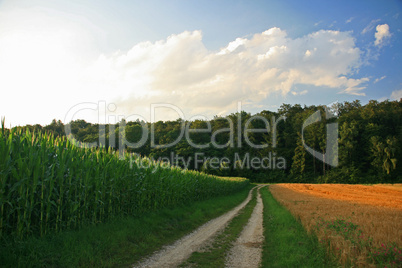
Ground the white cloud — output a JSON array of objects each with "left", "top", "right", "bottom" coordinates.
[
  {"left": 314, "top": 21, "right": 323, "bottom": 27},
  {"left": 391, "top": 89, "right": 402, "bottom": 100},
  {"left": 83, "top": 28, "right": 367, "bottom": 120},
  {"left": 362, "top": 19, "right": 381, "bottom": 34},
  {"left": 291, "top": 90, "right": 308, "bottom": 96},
  {"left": 377, "top": 96, "right": 388, "bottom": 102},
  {"left": 346, "top": 17, "right": 354, "bottom": 24},
  {"left": 374, "top": 24, "right": 391, "bottom": 47},
  {"left": 374, "top": 75, "right": 386, "bottom": 83},
  {"left": 340, "top": 77, "right": 370, "bottom": 96},
  {"left": 329, "top": 21, "right": 337, "bottom": 28}
]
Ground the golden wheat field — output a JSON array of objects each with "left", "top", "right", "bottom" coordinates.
[
  {"left": 270, "top": 184, "right": 402, "bottom": 267},
  {"left": 279, "top": 183, "right": 402, "bottom": 210}
]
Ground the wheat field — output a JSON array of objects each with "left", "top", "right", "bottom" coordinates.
[{"left": 270, "top": 184, "right": 402, "bottom": 267}]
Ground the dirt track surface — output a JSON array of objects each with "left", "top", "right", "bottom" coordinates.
[
  {"left": 133, "top": 186, "right": 257, "bottom": 268},
  {"left": 225, "top": 186, "right": 265, "bottom": 268}
]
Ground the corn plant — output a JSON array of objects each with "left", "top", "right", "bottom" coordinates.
[{"left": 0, "top": 120, "right": 249, "bottom": 239}]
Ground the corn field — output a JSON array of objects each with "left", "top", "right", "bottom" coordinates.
[{"left": 0, "top": 121, "right": 248, "bottom": 239}]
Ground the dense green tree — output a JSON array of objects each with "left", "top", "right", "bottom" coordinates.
[
  {"left": 11, "top": 99, "right": 402, "bottom": 183},
  {"left": 290, "top": 133, "right": 306, "bottom": 182}
]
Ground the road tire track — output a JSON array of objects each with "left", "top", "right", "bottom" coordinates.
[{"left": 225, "top": 186, "right": 265, "bottom": 268}]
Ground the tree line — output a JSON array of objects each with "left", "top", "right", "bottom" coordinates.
[{"left": 15, "top": 99, "right": 402, "bottom": 183}]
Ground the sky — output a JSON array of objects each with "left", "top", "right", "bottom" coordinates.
[{"left": 0, "top": 0, "right": 401, "bottom": 127}]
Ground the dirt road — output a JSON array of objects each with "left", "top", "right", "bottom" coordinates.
[
  {"left": 134, "top": 186, "right": 264, "bottom": 268},
  {"left": 225, "top": 186, "right": 264, "bottom": 267},
  {"left": 133, "top": 185, "right": 265, "bottom": 268}
]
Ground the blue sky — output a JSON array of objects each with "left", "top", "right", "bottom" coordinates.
[{"left": 0, "top": 0, "right": 401, "bottom": 126}]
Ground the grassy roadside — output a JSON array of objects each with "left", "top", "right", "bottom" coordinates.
[
  {"left": 261, "top": 186, "right": 337, "bottom": 268},
  {"left": 179, "top": 187, "right": 259, "bottom": 267},
  {"left": 0, "top": 184, "right": 254, "bottom": 268}
]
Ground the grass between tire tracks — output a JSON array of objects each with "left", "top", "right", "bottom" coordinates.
[
  {"left": 179, "top": 186, "right": 259, "bottom": 267},
  {"left": 0, "top": 185, "right": 254, "bottom": 267},
  {"left": 261, "top": 186, "right": 337, "bottom": 268}
]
